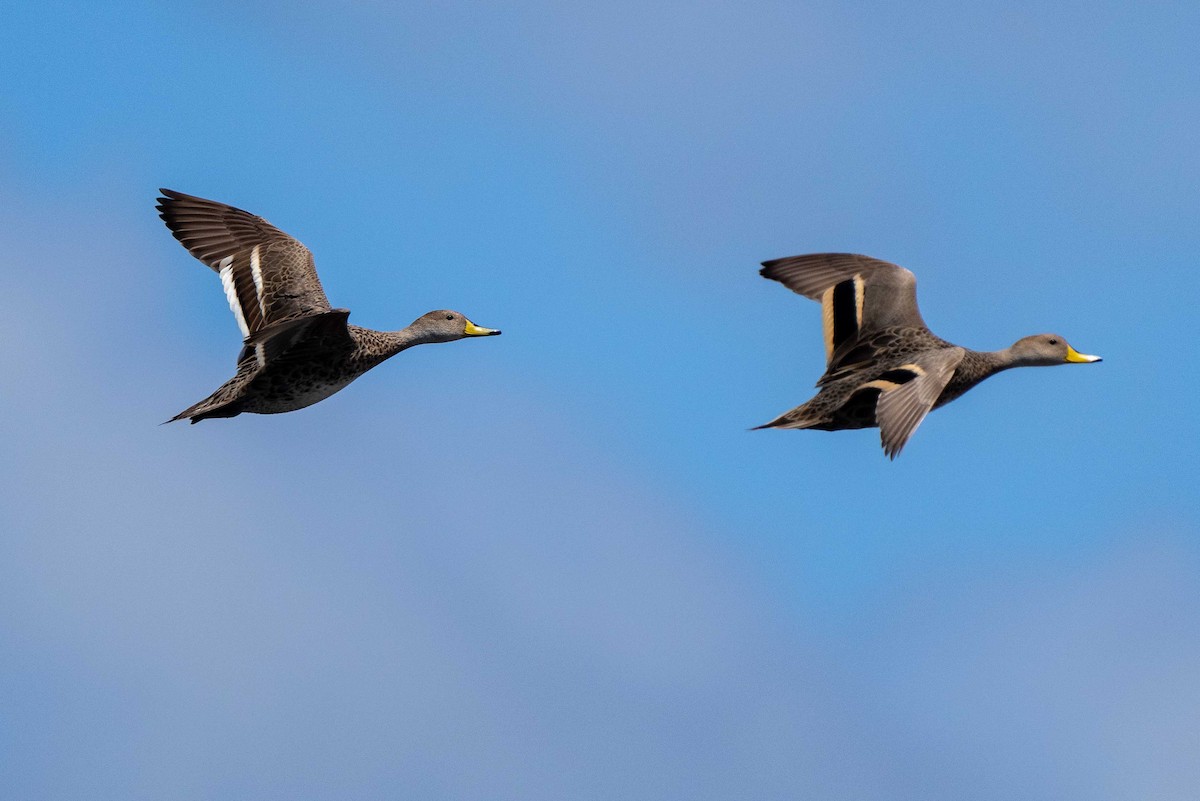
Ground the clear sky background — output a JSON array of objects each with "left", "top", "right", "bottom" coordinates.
[{"left": 2, "top": 2, "right": 1198, "bottom": 799}]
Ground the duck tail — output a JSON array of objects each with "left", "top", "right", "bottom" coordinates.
[
  {"left": 750, "top": 407, "right": 825, "bottom": 431},
  {"left": 163, "top": 394, "right": 242, "bottom": 424}
]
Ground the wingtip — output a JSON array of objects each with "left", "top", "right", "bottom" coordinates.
[
  {"left": 759, "top": 257, "right": 797, "bottom": 282},
  {"left": 156, "top": 188, "right": 179, "bottom": 217}
]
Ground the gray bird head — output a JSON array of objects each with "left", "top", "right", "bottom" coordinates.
[
  {"left": 411, "top": 310, "right": 502, "bottom": 343},
  {"left": 1009, "top": 333, "right": 1101, "bottom": 367}
]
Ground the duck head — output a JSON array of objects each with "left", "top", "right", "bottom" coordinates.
[
  {"left": 1009, "top": 334, "right": 1101, "bottom": 367},
  {"left": 412, "top": 310, "right": 502, "bottom": 343}
]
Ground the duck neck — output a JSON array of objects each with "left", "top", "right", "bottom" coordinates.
[
  {"left": 949, "top": 348, "right": 1014, "bottom": 398},
  {"left": 387, "top": 325, "right": 438, "bottom": 352},
  {"left": 356, "top": 325, "right": 437, "bottom": 368},
  {"left": 977, "top": 347, "right": 1019, "bottom": 373}
]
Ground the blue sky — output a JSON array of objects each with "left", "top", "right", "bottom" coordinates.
[{"left": 2, "top": 2, "right": 1198, "bottom": 798}]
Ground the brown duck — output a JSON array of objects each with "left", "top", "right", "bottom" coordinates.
[
  {"left": 158, "top": 189, "right": 501, "bottom": 423},
  {"left": 756, "top": 253, "right": 1100, "bottom": 458}
]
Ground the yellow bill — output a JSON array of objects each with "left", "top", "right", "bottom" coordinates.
[
  {"left": 464, "top": 320, "right": 502, "bottom": 336},
  {"left": 1065, "top": 345, "right": 1101, "bottom": 363}
]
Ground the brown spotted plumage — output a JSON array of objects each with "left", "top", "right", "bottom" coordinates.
[
  {"left": 158, "top": 189, "right": 501, "bottom": 423},
  {"left": 756, "top": 253, "right": 1100, "bottom": 458}
]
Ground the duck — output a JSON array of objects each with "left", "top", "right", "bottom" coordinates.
[
  {"left": 157, "top": 189, "right": 501, "bottom": 423},
  {"left": 755, "top": 253, "right": 1100, "bottom": 458}
]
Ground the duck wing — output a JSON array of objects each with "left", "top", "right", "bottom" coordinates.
[
  {"left": 760, "top": 253, "right": 930, "bottom": 367},
  {"left": 157, "top": 189, "right": 333, "bottom": 338},
  {"left": 874, "top": 347, "right": 964, "bottom": 459},
  {"left": 235, "top": 310, "right": 353, "bottom": 367}
]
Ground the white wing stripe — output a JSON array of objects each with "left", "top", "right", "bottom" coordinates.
[
  {"left": 218, "top": 256, "right": 250, "bottom": 337},
  {"left": 855, "top": 274, "right": 867, "bottom": 331},
  {"left": 820, "top": 285, "right": 835, "bottom": 361},
  {"left": 249, "top": 244, "right": 266, "bottom": 318}
]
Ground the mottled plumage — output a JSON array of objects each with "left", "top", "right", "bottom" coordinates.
[
  {"left": 158, "top": 189, "right": 500, "bottom": 423},
  {"left": 756, "top": 253, "right": 1100, "bottom": 458}
]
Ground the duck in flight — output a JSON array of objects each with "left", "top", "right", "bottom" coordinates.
[
  {"left": 157, "top": 189, "right": 501, "bottom": 423},
  {"left": 756, "top": 253, "right": 1100, "bottom": 458}
]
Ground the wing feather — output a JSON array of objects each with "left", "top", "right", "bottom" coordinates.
[
  {"left": 158, "top": 189, "right": 333, "bottom": 335},
  {"left": 761, "top": 253, "right": 930, "bottom": 368},
  {"left": 235, "top": 310, "right": 353, "bottom": 367},
  {"left": 875, "top": 348, "right": 964, "bottom": 459}
]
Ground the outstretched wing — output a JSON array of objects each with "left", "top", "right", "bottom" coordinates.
[
  {"left": 157, "top": 189, "right": 333, "bottom": 337},
  {"left": 874, "top": 347, "right": 964, "bottom": 459},
  {"left": 760, "top": 253, "right": 929, "bottom": 366}
]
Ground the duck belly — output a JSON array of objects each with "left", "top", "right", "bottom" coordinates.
[
  {"left": 243, "top": 371, "right": 360, "bottom": 414},
  {"left": 820, "top": 389, "right": 881, "bottom": 430}
]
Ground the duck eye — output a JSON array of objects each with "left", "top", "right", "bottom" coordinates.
[
  {"left": 1048, "top": 338, "right": 1058, "bottom": 345},
  {"left": 445, "top": 314, "right": 454, "bottom": 320}
]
